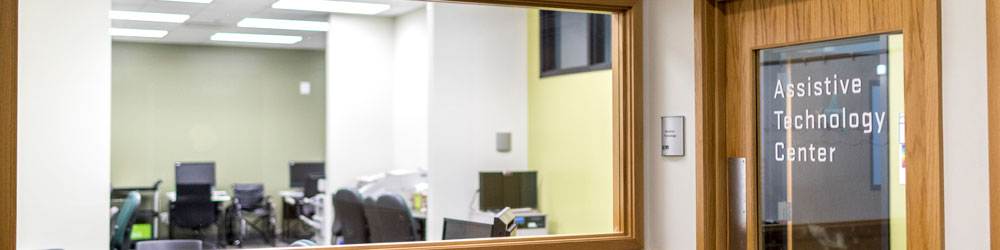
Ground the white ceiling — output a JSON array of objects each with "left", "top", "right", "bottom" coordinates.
[{"left": 111, "top": 0, "right": 426, "bottom": 50}]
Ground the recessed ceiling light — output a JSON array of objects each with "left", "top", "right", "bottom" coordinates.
[
  {"left": 160, "top": 0, "right": 213, "bottom": 3},
  {"left": 238, "top": 18, "right": 329, "bottom": 32},
  {"left": 272, "top": 0, "right": 391, "bottom": 15},
  {"left": 210, "top": 33, "right": 303, "bottom": 44},
  {"left": 109, "top": 28, "right": 169, "bottom": 38},
  {"left": 109, "top": 10, "right": 189, "bottom": 23}
]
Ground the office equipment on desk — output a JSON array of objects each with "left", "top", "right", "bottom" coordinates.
[
  {"left": 357, "top": 169, "right": 428, "bottom": 203},
  {"left": 170, "top": 184, "right": 221, "bottom": 246},
  {"left": 175, "top": 162, "right": 216, "bottom": 187},
  {"left": 289, "top": 162, "right": 325, "bottom": 188},
  {"left": 479, "top": 171, "right": 538, "bottom": 211},
  {"left": 111, "top": 180, "right": 163, "bottom": 241},
  {"left": 468, "top": 208, "right": 548, "bottom": 237},
  {"left": 111, "top": 191, "right": 142, "bottom": 250},
  {"left": 225, "top": 183, "right": 276, "bottom": 247},
  {"left": 442, "top": 218, "right": 492, "bottom": 240},
  {"left": 492, "top": 207, "right": 518, "bottom": 237},
  {"left": 135, "top": 240, "right": 203, "bottom": 250},
  {"left": 365, "top": 193, "right": 420, "bottom": 243},
  {"left": 511, "top": 210, "right": 548, "bottom": 236},
  {"left": 332, "top": 188, "right": 370, "bottom": 244}
]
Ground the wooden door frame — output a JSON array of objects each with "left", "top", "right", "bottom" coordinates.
[
  {"left": 695, "top": 0, "right": 944, "bottom": 250},
  {"left": 1, "top": 0, "right": 16, "bottom": 248},
  {"left": 989, "top": 0, "right": 1000, "bottom": 248},
  {"left": 0, "top": 0, "right": 642, "bottom": 249}
]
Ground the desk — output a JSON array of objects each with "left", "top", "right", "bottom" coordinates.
[
  {"left": 279, "top": 191, "right": 323, "bottom": 242},
  {"left": 412, "top": 211, "right": 427, "bottom": 241},
  {"left": 165, "top": 190, "right": 231, "bottom": 202}
]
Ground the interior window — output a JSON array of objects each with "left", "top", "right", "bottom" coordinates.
[{"left": 540, "top": 10, "right": 611, "bottom": 77}]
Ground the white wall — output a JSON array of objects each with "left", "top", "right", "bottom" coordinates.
[
  {"left": 16, "top": 0, "right": 111, "bottom": 249},
  {"left": 642, "top": 0, "right": 697, "bottom": 249},
  {"left": 326, "top": 14, "right": 397, "bottom": 189},
  {"left": 942, "top": 0, "right": 991, "bottom": 249},
  {"left": 392, "top": 9, "right": 431, "bottom": 171},
  {"left": 425, "top": 2, "right": 527, "bottom": 241}
]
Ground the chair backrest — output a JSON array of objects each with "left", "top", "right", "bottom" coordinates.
[
  {"left": 371, "top": 193, "right": 419, "bottom": 243},
  {"left": 232, "top": 183, "right": 265, "bottom": 211},
  {"left": 361, "top": 197, "right": 381, "bottom": 242},
  {"left": 173, "top": 184, "right": 216, "bottom": 229},
  {"left": 333, "top": 188, "right": 369, "bottom": 244},
  {"left": 135, "top": 240, "right": 203, "bottom": 250},
  {"left": 111, "top": 191, "right": 142, "bottom": 250}
]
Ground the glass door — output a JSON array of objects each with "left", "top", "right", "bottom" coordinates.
[{"left": 757, "top": 34, "right": 907, "bottom": 250}]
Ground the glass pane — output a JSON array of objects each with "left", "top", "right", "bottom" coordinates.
[
  {"left": 758, "top": 34, "right": 906, "bottom": 250},
  {"left": 106, "top": 1, "right": 616, "bottom": 248},
  {"left": 556, "top": 12, "right": 590, "bottom": 69}
]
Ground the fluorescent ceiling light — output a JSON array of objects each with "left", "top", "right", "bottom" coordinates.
[
  {"left": 238, "top": 18, "right": 329, "bottom": 32},
  {"left": 110, "top": 10, "right": 190, "bottom": 23},
  {"left": 210, "top": 33, "right": 303, "bottom": 44},
  {"left": 160, "top": 0, "right": 213, "bottom": 3},
  {"left": 109, "top": 28, "right": 169, "bottom": 38},
  {"left": 272, "top": 0, "right": 391, "bottom": 15}
]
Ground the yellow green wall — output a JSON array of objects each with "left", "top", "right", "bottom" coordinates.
[
  {"left": 111, "top": 42, "right": 326, "bottom": 231},
  {"left": 526, "top": 10, "right": 614, "bottom": 235},
  {"left": 888, "top": 34, "right": 906, "bottom": 250}
]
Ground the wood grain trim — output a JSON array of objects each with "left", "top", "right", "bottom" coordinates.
[
  {"left": 1, "top": 0, "right": 16, "bottom": 247},
  {"left": 694, "top": 0, "right": 726, "bottom": 250},
  {"left": 903, "top": 0, "right": 945, "bottom": 249},
  {"left": 989, "top": 0, "right": 1000, "bottom": 248}
]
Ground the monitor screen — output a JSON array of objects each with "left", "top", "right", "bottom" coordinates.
[
  {"left": 443, "top": 218, "right": 492, "bottom": 240},
  {"left": 290, "top": 162, "right": 325, "bottom": 188},
  {"left": 479, "top": 172, "right": 506, "bottom": 211},
  {"left": 478, "top": 171, "right": 538, "bottom": 211},
  {"left": 175, "top": 162, "right": 215, "bottom": 186}
]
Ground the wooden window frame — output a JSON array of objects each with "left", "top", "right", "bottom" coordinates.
[
  {"left": 989, "top": 0, "right": 999, "bottom": 248},
  {"left": 1, "top": 0, "right": 16, "bottom": 248},
  {"left": 0, "top": 0, "right": 643, "bottom": 249},
  {"left": 694, "top": 0, "right": 944, "bottom": 250}
]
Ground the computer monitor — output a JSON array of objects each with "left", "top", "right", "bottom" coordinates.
[
  {"left": 175, "top": 162, "right": 215, "bottom": 187},
  {"left": 442, "top": 218, "right": 492, "bottom": 240},
  {"left": 303, "top": 173, "right": 323, "bottom": 198},
  {"left": 478, "top": 171, "right": 538, "bottom": 211},
  {"left": 290, "top": 162, "right": 325, "bottom": 188},
  {"left": 491, "top": 207, "right": 517, "bottom": 237}
]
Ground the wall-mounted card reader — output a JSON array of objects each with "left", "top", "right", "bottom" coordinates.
[{"left": 661, "top": 116, "right": 684, "bottom": 156}]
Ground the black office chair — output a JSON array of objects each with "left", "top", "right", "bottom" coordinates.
[
  {"left": 332, "top": 188, "right": 370, "bottom": 244},
  {"left": 367, "top": 193, "right": 420, "bottom": 243},
  {"left": 360, "top": 197, "right": 381, "bottom": 242},
  {"left": 225, "top": 184, "right": 276, "bottom": 247},
  {"left": 171, "top": 184, "right": 219, "bottom": 246}
]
